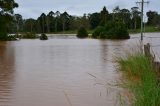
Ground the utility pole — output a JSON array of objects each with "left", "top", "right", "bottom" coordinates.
[{"left": 136, "top": 0, "right": 149, "bottom": 41}]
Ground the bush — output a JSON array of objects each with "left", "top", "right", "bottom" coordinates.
[
  {"left": 77, "top": 27, "right": 88, "bottom": 38},
  {"left": 0, "top": 33, "right": 17, "bottom": 41},
  {"left": 92, "top": 21, "right": 130, "bottom": 39},
  {"left": 22, "top": 32, "right": 38, "bottom": 39},
  {"left": 92, "top": 26, "right": 106, "bottom": 38},
  {"left": 40, "top": 33, "right": 48, "bottom": 40}
]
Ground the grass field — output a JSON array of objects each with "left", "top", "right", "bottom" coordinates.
[{"left": 128, "top": 26, "right": 160, "bottom": 34}]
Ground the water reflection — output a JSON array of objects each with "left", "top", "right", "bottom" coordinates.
[
  {"left": 0, "top": 42, "right": 15, "bottom": 105},
  {"left": 0, "top": 33, "right": 160, "bottom": 106}
]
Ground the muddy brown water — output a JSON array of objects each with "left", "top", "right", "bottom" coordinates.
[{"left": 0, "top": 33, "right": 160, "bottom": 106}]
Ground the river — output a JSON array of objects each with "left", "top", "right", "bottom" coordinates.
[{"left": 0, "top": 33, "right": 160, "bottom": 106}]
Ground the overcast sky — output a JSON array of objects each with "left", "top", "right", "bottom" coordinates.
[{"left": 14, "top": 0, "right": 159, "bottom": 19}]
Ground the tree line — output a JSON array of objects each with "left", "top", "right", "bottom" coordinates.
[
  {"left": 0, "top": 0, "right": 160, "bottom": 37},
  {"left": 9, "top": 6, "right": 160, "bottom": 34}
]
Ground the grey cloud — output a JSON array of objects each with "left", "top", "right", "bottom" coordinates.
[{"left": 14, "top": 0, "right": 160, "bottom": 19}]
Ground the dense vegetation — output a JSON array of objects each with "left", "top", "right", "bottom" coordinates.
[
  {"left": 77, "top": 27, "right": 88, "bottom": 38},
  {"left": 0, "top": 0, "right": 18, "bottom": 40},
  {"left": 21, "top": 32, "right": 39, "bottom": 39},
  {"left": 92, "top": 20, "right": 130, "bottom": 39},
  {"left": 0, "top": 0, "right": 160, "bottom": 40},
  {"left": 7, "top": 6, "right": 160, "bottom": 35},
  {"left": 118, "top": 53, "right": 160, "bottom": 106}
]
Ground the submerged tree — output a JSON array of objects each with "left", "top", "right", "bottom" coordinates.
[{"left": 0, "top": 0, "right": 18, "bottom": 40}]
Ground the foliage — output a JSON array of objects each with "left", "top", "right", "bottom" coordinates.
[
  {"left": 118, "top": 53, "right": 160, "bottom": 106},
  {"left": 0, "top": 0, "right": 18, "bottom": 40},
  {"left": 40, "top": 33, "right": 48, "bottom": 40},
  {"left": 147, "top": 11, "right": 158, "bottom": 25},
  {"left": 92, "top": 26, "right": 105, "bottom": 38},
  {"left": 99, "top": 6, "right": 109, "bottom": 26},
  {"left": 0, "top": 35, "right": 17, "bottom": 41},
  {"left": 22, "top": 32, "right": 38, "bottom": 39},
  {"left": 77, "top": 27, "right": 88, "bottom": 38},
  {"left": 5, "top": 6, "right": 160, "bottom": 34},
  {"left": 89, "top": 13, "right": 101, "bottom": 29},
  {"left": 92, "top": 21, "right": 130, "bottom": 39}
]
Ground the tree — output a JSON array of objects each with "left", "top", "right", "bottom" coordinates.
[
  {"left": 88, "top": 12, "right": 101, "bottom": 29},
  {"left": 14, "top": 14, "right": 23, "bottom": 32},
  {"left": 146, "top": 11, "right": 158, "bottom": 25},
  {"left": 113, "top": 6, "right": 120, "bottom": 21},
  {"left": 0, "top": 0, "right": 18, "bottom": 39},
  {"left": 24, "top": 18, "right": 36, "bottom": 33},
  {"left": 131, "top": 7, "right": 141, "bottom": 29},
  {"left": 47, "top": 11, "right": 55, "bottom": 32},
  {"left": 100, "top": 6, "right": 109, "bottom": 25},
  {"left": 54, "top": 11, "right": 61, "bottom": 32},
  {"left": 61, "top": 11, "right": 70, "bottom": 32},
  {"left": 77, "top": 26, "right": 88, "bottom": 38},
  {"left": 120, "top": 9, "right": 131, "bottom": 29},
  {"left": 38, "top": 13, "right": 47, "bottom": 33}
]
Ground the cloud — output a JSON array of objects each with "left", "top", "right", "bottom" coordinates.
[{"left": 14, "top": 0, "right": 160, "bottom": 19}]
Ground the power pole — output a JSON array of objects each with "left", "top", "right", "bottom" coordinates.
[{"left": 136, "top": 0, "right": 149, "bottom": 41}]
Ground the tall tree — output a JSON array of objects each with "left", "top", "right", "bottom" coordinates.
[
  {"left": 61, "top": 11, "right": 70, "bottom": 32},
  {"left": 54, "top": 11, "right": 60, "bottom": 32},
  {"left": 24, "top": 18, "right": 36, "bottom": 32},
  {"left": 0, "top": 0, "right": 18, "bottom": 39},
  {"left": 120, "top": 9, "right": 131, "bottom": 28},
  {"left": 100, "top": 6, "right": 109, "bottom": 26},
  {"left": 131, "top": 7, "right": 141, "bottom": 29},
  {"left": 39, "top": 13, "right": 46, "bottom": 33},
  {"left": 47, "top": 11, "right": 55, "bottom": 32},
  {"left": 146, "top": 11, "right": 158, "bottom": 25},
  {"left": 14, "top": 14, "right": 23, "bottom": 32},
  {"left": 88, "top": 12, "right": 101, "bottom": 29}
]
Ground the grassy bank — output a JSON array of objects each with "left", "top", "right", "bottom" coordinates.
[
  {"left": 118, "top": 53, "right": 160, "bottom": 106},
  {"left": 129, "top": 26, "right": 160, "bottom": 34}
]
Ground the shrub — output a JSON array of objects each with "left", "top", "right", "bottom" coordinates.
[
  {"left": 40, "top": 33, "right": 48, "bottom": 40},
  {"left": 77, "top": 27, "right": 88, "bottom": 38},
  {"left": 92, "top": 21, "right": 130, "bottom": 39},
  {"left": 92, "top": 26, "right": 106, "bottom": 38},
  {"left": 22, "top": 32, "right": 38, "bottom": 39},
  {"left": 0, "top": 33, "right": 17, "bottom": 41}
]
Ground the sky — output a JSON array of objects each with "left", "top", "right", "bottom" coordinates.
[{"left": 14, "top": 0, "right": 160, "bottom": 19}]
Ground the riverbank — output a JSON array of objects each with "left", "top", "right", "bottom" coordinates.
[
  {"left": 128, "top": 26, "right": 160, "bottom": 34},
  {"left": 45, "top": 26, "right": 160, "bottom": 35},
  {"left": 117, "top": 51, "right": 160, "bottom": 105}
]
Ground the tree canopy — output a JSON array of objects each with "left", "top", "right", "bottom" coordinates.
[{"left": 0, "top": 0, "right": 18, "bottom": 40}]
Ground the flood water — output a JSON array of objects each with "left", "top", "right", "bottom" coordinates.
[{"left": 0, "top": 33, "right": 160, "bottom": 106}]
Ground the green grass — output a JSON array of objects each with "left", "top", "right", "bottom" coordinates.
[
  {"left": 129, "top": 26, "right": 160, "bottom": 34},
  {"left": 117, "top": 53, "right": 160, "bottom": 106}
]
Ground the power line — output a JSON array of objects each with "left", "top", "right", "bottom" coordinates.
[{"left": 136, "top": 0, "right": 149, "bottom": 41}]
